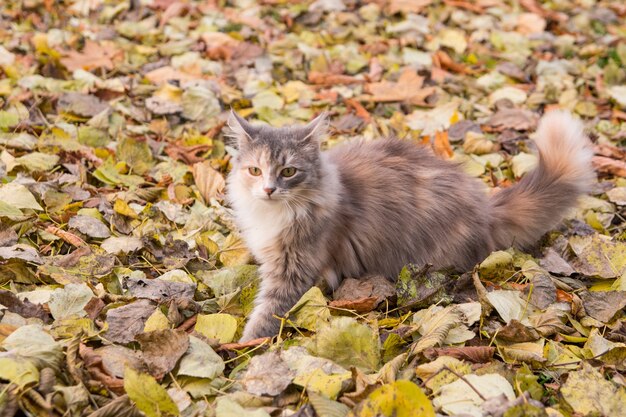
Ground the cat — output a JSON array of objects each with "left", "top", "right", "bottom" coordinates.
[{"left": 225, "top": 110, "right": 594, "bottom": 342}]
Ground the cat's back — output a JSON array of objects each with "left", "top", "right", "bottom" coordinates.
[
  {"left": 323, "top": 137, "right": 492, "bottom": 273},
  {"left": 325, "top": 137, "right": 447, "bottom": 185}
]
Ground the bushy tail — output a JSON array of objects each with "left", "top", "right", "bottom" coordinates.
[{"left": 489, "top": 111, "right": 595, "bottom": 249}]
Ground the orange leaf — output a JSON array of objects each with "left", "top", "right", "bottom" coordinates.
[
  {"left": 363, "top": 68, "right": 436, "bottom": 105},
  {"left": 308, "top": 71, "right": 364, "bottom": 86},
  {"left": 60, "top": 40, "right": 121, "bottom": 72},
  {"left": 329, "top": 296, "right": 379, "bottom": 313},
  {"left": 432, "top": 131, "right": 453, "bottom": 159}
]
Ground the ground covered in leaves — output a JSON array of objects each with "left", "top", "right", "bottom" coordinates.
[{"left": 1, "top": 0, "right": 626, "bottom": 416}]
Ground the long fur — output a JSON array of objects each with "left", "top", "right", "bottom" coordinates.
[{"left": 226, "top": 111, "right": 594, "bottom": 341}]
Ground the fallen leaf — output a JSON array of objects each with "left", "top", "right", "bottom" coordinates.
[
  {"left": 60, "top": 40, "right": 120, "bottom": 72},
  {"left": 48, "top": 283, "right": 94, "bottom": 320},
  {"left": 192, "top": 161, "right": 225, "bottom": 203},
  {"left": 126, "top": 276, "right": 196, "bottom": 302},
  {"left": 580, "top": 290, "right": 626, "bottom": 323},
  {"left": 433, "top": 374, "right": 515, "bottom": 417},
  {"left": 560, "top": 363, "right": 626, "bottom": 416},
  {"left": 194, "top": 313, "right": 238, "bottom": 343},
  {"left": 348, "top": 380, "right": 435, "bottom": 417},
  {"left": 124, "top": 367, "right": 180, "bottom": 417},
  {"left": 178, "top": 336, "right": 225, "bottom": 380},
  {"left": 486, "top": 108, "right": 539, "bottom": 131},
  {"left": 308, "top": 317, "right": 380, "bottom": 373},
  {"left": 105, "top": 299, "right": 156, "bottom": 344},
  {"left": 363, "top": 68, "right": 436, "bottom": 105},
  {"left": 288, "top": 286, "right": 331, "bottom": 332},
  {"left": 68, "top": 215, "right": 111, "bottom": 238},
  {"left": 136, "top": 329, "right": 189, "bottom": 379},
  {"left": 242, "top": 351, "right": 295, "bottom": 396}
]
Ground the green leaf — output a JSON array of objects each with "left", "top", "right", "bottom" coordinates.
[
  {"left": 349, "top": 380, "right": 435, "bottom": 417},
  {"left": 215, "top": 397, "right": 270, "bottom": 417},
  {"left": 2, "top": 324, "right": 63, "bottom": 370},
  {"left": 15, "top": 152, "right": 60, "bottom": 172},
  {"left": 194, "top": 313, "right": 238, "bottom": 343},
  {"left": 478, "top": 250, "right": 514, "bottom": 281},
  {"left": 514, "top": 364, "right": 543, "bottom": 400},
  {"left": 178, "top": 336, "right": 225, "bottom": 380},
  {"left": 48, "top": 283, "right": 94, "bottom": 320},
  {"left": 117, "top": 136, "right": 154, "bottom": 175},
  {"left": 252, "top": 90, "right": 284, "bottom": 111},
  {"left": 308, "top": 317, "right": 380, "bottom": 373},
  {"left": 0, "top": 183, "right": 43, "bottom": 210},
  {"left": 0, "top": 200, "right": 23, "bottom": 217},
  {"left": 0, "top": 357, "right": 39, "bottom": 387},
  {"left": 309, "top": 392, "right": 350, "bottom": 417},
  {"left": 287, "top": 286, "right": 331, "bottom": 331},
  {"left": 568, "top": 234, "right": 626, "bottom": 279},
  {"left": 124, "top": 367, "right": 179, "bottom": 417}
]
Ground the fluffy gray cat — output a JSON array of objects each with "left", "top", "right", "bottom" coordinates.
[{"left": 226, "top": 110, "right": 594, "bottom": 341}]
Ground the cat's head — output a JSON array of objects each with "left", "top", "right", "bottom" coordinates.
[{"left": 226, "top": 111, "right": 327, "bottom": 202}]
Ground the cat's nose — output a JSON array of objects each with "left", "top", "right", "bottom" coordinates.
[{"left": 263, "top": 187, "right": 276, "bottom": 196}]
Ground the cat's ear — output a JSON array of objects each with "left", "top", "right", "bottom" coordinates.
[
  {"left": 300, "top": 112, "right": 328, "bottom": 145},
  {"left": 227, "top": 110, "right": 256, "bottom": 148}
]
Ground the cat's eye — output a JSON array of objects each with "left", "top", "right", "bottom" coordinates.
[
  {"left": 281, "top": 167, "right": 297, "bottom": 177},
  {"left": 248, "top": 167, "right": 262, "bottom": 176}
]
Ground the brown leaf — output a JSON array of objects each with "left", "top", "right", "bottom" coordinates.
[
  {"left": 192, "top": 161, "right": 226, "bottom": 203},
  {"left": 43, "top": 225, "right": 87, "bottom": 248},
  {"left": 486, "top": 108, "right": 539, "bottom": 131},
  {"left": 433, "top": 50, "right": 472, "bottom": 75},
  {"left": 423, "top": 346, "right": 495, "bottom": 363},
  {"left": 164, "top": 143, "right": 211, "bottom": 165},
  {"left": 104, "top": 299, "right": 157, "bottom": 344},
  {"left": 136, "top": 329, "right": 190, "bottom": 379},
  {"left": 83, "top": 297, "right": 105, "bottom": 320},
  {"left": 363, "top": 68, "right": 436, "bottom": 104},
  {"left": 0, "top": 290, "right": 50, "bottom": 323},
  {"left": 581, "top": 291, "right": 626, "bottom": 323},
  {"left": 593, "top": 156, "right": 626, "bottom": 177},
  {"left": 496, "top": 319, "right": 541, "bottom": 342},
  {"left": 79, "top": 344, "right": 129, "bottom": 395},
  {"left": 159, "top": 1, "right": 191, "bottom": 27},
  {"left": 60, "top": 40, "right": 121, "bottom": 72},
  {"left": 333, "top": 276, "right": 395, "bottom": 306},
  {"left": 57, "top": 93, "right": 110, "bottom": 118},
  {"left": 241, "top": 351, "right": 295, "bottom": 396},
  {"left": 523, "top": 272, "right": 556, "bottom": 310},
  {"left": 329, "top": 296, "right": 379, "bottom": 313}
]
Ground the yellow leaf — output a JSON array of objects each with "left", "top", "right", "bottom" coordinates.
[
  {"left": 143, "top": 308, "right": 170, "bottom": 332},
  {"left": 195, "top": 313, "right": 238, "bottom": 343},
  {"left": 124, "top": 367, "right": 179, "bottom": 417},
  {"left": 113, "top": 198, "right": 139, "bottom": 219},
  {"left": 349, "top": 380, "right": 435, "bottom": 417}
]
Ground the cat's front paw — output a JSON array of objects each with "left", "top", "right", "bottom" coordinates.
[{"left": 240, "top": 317, "right": 279, "bottom": 342}]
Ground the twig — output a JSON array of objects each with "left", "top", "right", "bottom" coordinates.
[
  {"left": 420, "top": 366, "right": 487, "bottom": 401},
  {"left": 547, "top": 349, "right": 610, "bottom": 368}
]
